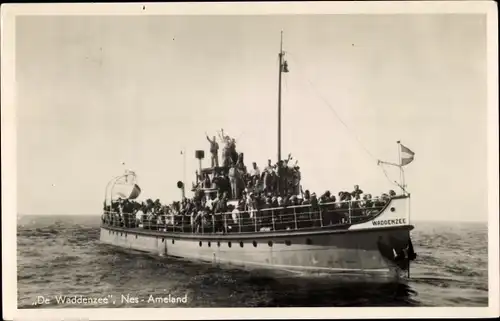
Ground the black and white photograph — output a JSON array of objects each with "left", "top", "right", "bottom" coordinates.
[{"left": 2, "top": 1, "right": 498, "bottom": 320}]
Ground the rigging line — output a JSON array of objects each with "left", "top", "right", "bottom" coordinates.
[
  {"left": 286, "top": 52, "right": 379, "bottom": 163},
  {"left": 236, "top": 130, "right": 245, "bottom": 143},
  {"left": 379, "top": 163, "right": 402, "bottom": 188}
]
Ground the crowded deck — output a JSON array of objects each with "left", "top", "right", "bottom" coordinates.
[
  {"left": 102, "top": 189, "right": 399, "bottom": 234},
  {"left": 103, "top": 129, "right": 400, "bottom": 234}
]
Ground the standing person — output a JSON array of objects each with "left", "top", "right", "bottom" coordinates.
[
  {"left": 203, "top": 173, "right": 211, "bottom": 188},
  {"left": 228, "top": 164, "right": 238, "bottom": 199},
  {"left": 135, "top": 207, "right": 144, "bottom": 227},
  {"left": 264, "top": 159, "right": 273, "bottom": 173},
  {"left": 249, "top": 162, "right": 261, "bottom": 185},
  {"left": 206, "top": 132, "right": 219, "bottom": 168}
]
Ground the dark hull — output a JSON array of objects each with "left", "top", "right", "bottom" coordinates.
[
  {"left": 100, "top": 196, "right": 415, "bottom": 280},
  {"left": 100, "top": 225, "right": 412, "bottom": 279}
]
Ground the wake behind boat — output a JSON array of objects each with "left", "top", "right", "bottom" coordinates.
[{"left": 99, "top": 32, "right": 417, "bottom": 281}]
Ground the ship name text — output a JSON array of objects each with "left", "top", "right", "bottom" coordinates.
[{"left": 372, "top": 218, "right": 406, "bottom": 226}]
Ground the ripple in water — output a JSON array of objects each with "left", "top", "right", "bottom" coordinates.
[{"left": 17, "top": 215, "right": 488, "bottom": 308}]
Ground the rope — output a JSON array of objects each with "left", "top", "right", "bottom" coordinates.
[
  {"left": 286, "top": 52, "right": 378, "bottom": 163},
  {"left": 379, "top": 163, "right": 403, "bottom": 188},
  {"left": 284, "top": 51, "right": 404, "bottom": 187}
]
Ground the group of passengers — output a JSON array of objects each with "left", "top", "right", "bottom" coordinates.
[
  {"left": 203, "top": 130, "right": 302, "bottom": 200},
  {"left": 102, "top": 184, "right": 397, "bottom": 233},
  {"left": 101, "top": 129, "right": 397, "bottom": 232}
]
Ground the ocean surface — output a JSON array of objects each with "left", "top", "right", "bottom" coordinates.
[{"left": 17, "top": 215, "right": 488, "bottom": 308}]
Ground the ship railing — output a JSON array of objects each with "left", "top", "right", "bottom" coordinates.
[{"left": 101, "top": 198, "right": 389, "bottom": 233}]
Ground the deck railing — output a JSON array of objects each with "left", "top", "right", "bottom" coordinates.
[{"left": 101, "top": 198, "right": 390, "bottom": 234}]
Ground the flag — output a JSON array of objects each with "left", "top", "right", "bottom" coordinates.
[
  {"left": 400, "top": 144, "right": 415, "bottom": 166},
  {"left": 112, "top": 183, "right": 141, "bottom": 200},
  {"left": 282, "top": 60, "right": 289, "bottom": 73}
]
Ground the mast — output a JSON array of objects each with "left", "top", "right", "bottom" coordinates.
[{"left": 277, "top": 31, "right": 284, "bottom": 163}]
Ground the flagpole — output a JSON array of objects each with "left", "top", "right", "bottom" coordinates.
[
  {"left": 181, "top": 148, "right": 186, "bottom": 199},
  {"left": 183, "top": 148, "right": 186, "bottom": 187},
  {"left": 277, "top": 30, "right": 283, "bottom": 163},
  {"left": 397, "top": 141, "right": 404, "bottom": 195}
]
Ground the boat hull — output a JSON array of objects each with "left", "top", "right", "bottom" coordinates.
[{"left": 100, "top": 225, "right": 412, "bottom": 280}]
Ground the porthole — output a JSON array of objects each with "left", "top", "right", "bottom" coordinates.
[
  {"left": 172, "top": 239, "right": 175, "bottom": 244},
  {"left": 228, "top": 242, "right": 232, "bottom": 248},
  {"left": 268, "top": 241, "right": 273, "bottom": 247},
  {"left": 217, "top": 241, "right": 221, "bottom": 247},
  {"left": 240, "top": 241, "right": 244, "bottom": 248},
  {"left": 390, "top": 207, "right": 396, "bottom": 212},
  {"left": 199, "top": 241, "right": 202, "bottom": 247},
  {"left": 306, "top": 238, "right": 312, "bottom": 245},
  {"left": 253, "top": 241, "right": 257, "bottom": 247},
  {"left": 285, "top": 240, "right": 291, "bottom": 246},
  {"left": 208, "top": 241, "right": 211, "bottom": 247}
]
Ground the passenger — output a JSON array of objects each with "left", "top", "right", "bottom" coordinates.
[
  {"left": 277, "top": 160, "right": 287, "bottom": 196},
  {"left": 389, "top": 190, "right": 397, "bottom": 197},
  {"left": 263, "top": 170, "right": 273, "bottom": 194},
  {"left": 302, "top": 190, "right": 311, "bottom": 205},
  {"left": 236, "top": 153, "right": 246, "bottom": 173},
  {"left": 228, "top": 164, "right": 238, "bottom": 199},
  {"left": 244, "top": 181, "right": 252, "bottom": 196},
  {"left": 373, "top": 196, "right": 383, "bottom": 208},
  {"left": 264, "top": 196, "right": 272, "bottom": 208},
  {"left": 157, "top": 215, "right": 164, "bottom": 231},
  {"left": 249, "top": 162, "right": 261, "bottom": 185},
  {"left": 271, "top": 196, "right": 279, "bottom": 208},
  {"left": 319, "top": 191, "right": 332, "bottom": 204},
  {"left": 203, "top": 174, "right": 211, "bottom": 189},
  {"left": 351, "top": 185, "right": 364, "bottom": 200},
  {"left": 193, "top": 209, "right": 203, "bottom": 233},
  {"left": 250, "top": 192, "right": 260, "bottom": 214},
  {"left": 277, "top": 196, "right": 284, "bottom": 207},
  {"left": 264, "top": 159, "right": 273, "bottom": 174},
  {"left": 208, "top": 206, "right": 220, "bottom": 233},
  {"left": 311, "top": 193, "right": 318, "bottom": 207},
  {"left": 223, "top": 154, "right": 232, "bottom": 168},
  {"left": 206, "top": 133, "right": 219, "bottom": 168},
  {"left": 205, "top": 193, "right": 215, "bottom": 211},
  {"left": 253, "top": 177, "right": 263, "bottom": 194},
  {"left": 217, "top": 192, "right": 228, "bottom": 213},
  {"left": 232, "top": 202, "right": 241, "bottom": 225},
  {"left": 364, "top": 194, "right": 374, "bottom": 216},
  {"left": 135, "top": 207, "right": 144, "bottom": 227},
  {"left": 145, "top": 211, "right": 154, "bottom": 229}
]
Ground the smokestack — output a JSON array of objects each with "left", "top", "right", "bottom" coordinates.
[{"left": 195, "top": 150, "right": 205, "bottom": 175}]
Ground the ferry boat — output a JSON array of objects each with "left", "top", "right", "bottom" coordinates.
[{"left": 99, "top": 32, "right": 417, "bottom": 281}]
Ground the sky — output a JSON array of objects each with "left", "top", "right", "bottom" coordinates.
[{"left": 16, "top": 14, "right": 488, "bottom": 221}]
